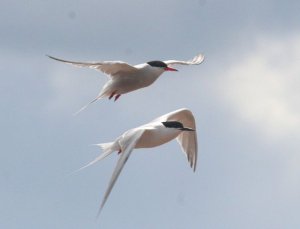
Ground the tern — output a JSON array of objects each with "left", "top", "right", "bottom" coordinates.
[
  {"left": 47, "top": 54, "right": 204, "bottom": 114},
  {"left": 79, "top": 108, "right": 198, "bottom": 215}
]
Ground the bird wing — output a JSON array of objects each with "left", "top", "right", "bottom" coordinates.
[
  {"left": 47, "top": 55, "right": 138, "bottom": 78},
  {"left": 164, "top": 53, "right": 204, "bottom": 66},
  {"left": 152, "top": 108, "right": 198, "bottom": 171},
  {"left": 98, "top": 128, "right": 145, "bottom": 215}
]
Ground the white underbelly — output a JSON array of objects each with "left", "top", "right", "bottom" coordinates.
[{"left": 103, "top": 72, "right": 161, "bottom": 95}]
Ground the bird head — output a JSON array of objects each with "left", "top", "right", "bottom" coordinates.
[
  {"left": 162, "top": 121, "right": 194, "bottom": 131},
  {"left": 147, "top": 61, "right": 178, "bottom": 72}
]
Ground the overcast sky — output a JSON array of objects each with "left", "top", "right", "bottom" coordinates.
[{"left": 1, "top": 0, "right": 300, "bottom": 228}]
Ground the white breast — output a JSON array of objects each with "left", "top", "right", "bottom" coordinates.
[{"left": 134, "top": 64, "right": 165, "bottom": 87}]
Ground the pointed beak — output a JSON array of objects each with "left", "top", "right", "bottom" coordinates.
[
  {"left": 165, "top": 66, "right": 178, "bottom": 71},
  {"left": 180, "top": 127, "right": 195, "bottom": 131}
]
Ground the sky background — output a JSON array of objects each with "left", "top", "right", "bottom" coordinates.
[{"left": 1, "top": 0, "right": 300, "bottom": 228}]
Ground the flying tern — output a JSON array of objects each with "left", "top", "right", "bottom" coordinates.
[
  {"left": 47, "top": 54, "right": 204, "bottom": 114},
  {"left": 79, "top": 108, "right": 198, "bottom": 215}
]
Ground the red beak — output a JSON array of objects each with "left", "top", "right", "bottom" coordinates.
[{"left": 165, "top": 66, "right": 178, "bottom": 71}]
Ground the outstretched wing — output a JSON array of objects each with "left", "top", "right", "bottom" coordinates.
[
  {"left": 98, "top": 128, "right": 145, "bottom": 216},
  {"left": 164, "top": 53, "right": 204, "bottom": 66},
  {"left": 152, "top": 108, "right": 198, "bottom": 171},
  {"left": 47, "top": 55, "right": 138, "bottom": 78}
]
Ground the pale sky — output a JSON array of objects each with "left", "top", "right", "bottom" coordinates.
[{"left": 1, "top": 0, "right": 300, "bottom": 228}]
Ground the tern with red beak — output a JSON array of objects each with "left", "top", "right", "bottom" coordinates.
[
  {"left": 47, "top": 54, "right": 204, "bottom": 114},
  {"left": 78, "top": 108, "right": 198, "bottom": 215}
]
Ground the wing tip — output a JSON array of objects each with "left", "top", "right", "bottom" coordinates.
[
  {"left": 96, "top": 203, "right": 105, "bottom": 219},
  {"left": 194, "top": 53, "right": 205, "bottom": 64},
  {"left": 46, "top": 54, "right": 54, "bottom": 59},
  {"left": 46, "top": 54, "right": 63, "bottom": 62},
  {"left": 192, "top": 160, "right": 197, "bottom": 172}
]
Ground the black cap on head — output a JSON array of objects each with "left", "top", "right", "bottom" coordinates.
[
  {"left": 162, "top": 121, "right": 195, "bottom": 131},
  {"left": 147, "top": 60, "right": 167, "bottom": 68},
  {"left": 162, "top": 121, "right": 184, "bottom": 129}
]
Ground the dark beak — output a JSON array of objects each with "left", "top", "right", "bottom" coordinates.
[
  {"left": 180, "top": 127, "right": 195, "bottom": 131},
  {"left": 165, "top": 66, "right": 178, "bottom": 71}
]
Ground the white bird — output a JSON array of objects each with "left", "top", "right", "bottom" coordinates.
[
  {"left": 47, "top": 54, "right": 204, "bottom": 114},
  {"left": 79, "top": 108, "right": 198, "bottom": 215}
]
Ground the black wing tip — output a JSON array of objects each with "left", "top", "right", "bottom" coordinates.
[
  {"left": 188, "top": 154, "right": 197, "bottom": 172},
  {"left": 46, "top": 54, "right": 66, "bottom": 63},
  {"left": 46, "top": 54, "right": 57, "bottom": 60}
]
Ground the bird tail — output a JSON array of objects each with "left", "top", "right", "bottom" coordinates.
[
  {"left": 73, "top": 94, "right": 104, "bottom": 116},
  {"left": 73, "top": 142, "right": 118, "bottom": 174}
]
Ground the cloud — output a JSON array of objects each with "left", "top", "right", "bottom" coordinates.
[{"left": 217, "top": 34, "right": 300, "bottom": 138}]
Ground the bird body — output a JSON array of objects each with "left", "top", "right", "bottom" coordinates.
[
  {"left": 78, "top": 108, "right": 198, "bottom": 215},
  {"left": 135, "top": 122, "right": 182, "bottom": 148},
  {"left": 47, "top": 54, "right": 204, "bottom": 114},
  {"left": 100, "top": 63, "right": 165, "bottom": 97},
  {"left": 109, "top": 122, "right": 183, "bottom": 150}
]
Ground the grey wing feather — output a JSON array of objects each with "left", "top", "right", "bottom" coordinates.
[
  {"left": 177, "top": 128, "right": 198, "bottom": 172},
  {"left": 98, "top": 128, "right": 145, "bottom": 216},
  {"left": 47, "top": 55, "right": 138, "bottom": 77},
  {"left": 164, "top": 53, "right": 204, "bottom": 66}
]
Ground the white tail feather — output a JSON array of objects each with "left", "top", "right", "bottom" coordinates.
[
  {"left": 71, "top": 142, "right": 116, "bottom": 175},
  {"left": 73, "top": 95, "right": 103, "bottom": 116}
]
